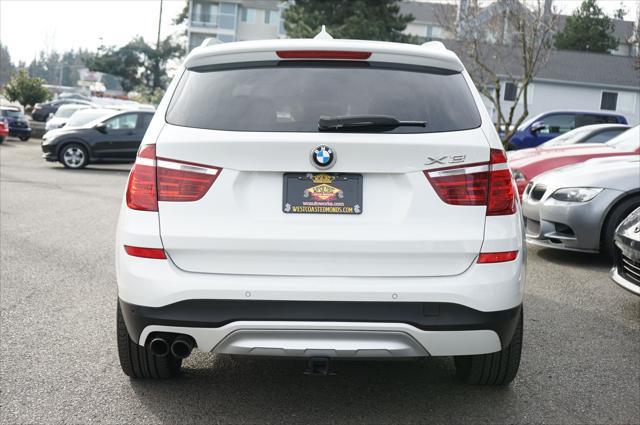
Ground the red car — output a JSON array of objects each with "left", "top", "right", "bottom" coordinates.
[
  {"left": 0, "top": 118, "right": 9, "bottom": 143},
  {"left": 508, "top": 126, "right": 639, "bottom": 196}
]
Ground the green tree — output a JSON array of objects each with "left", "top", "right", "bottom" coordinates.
[
  {"left": 173, "top": 0, "right": 188, "bottom": 25},
  {"left": 554, "top": 0, "right": 618, "bottom": 52},
  {"left": 0, "top": 43, "right": 15, "bottom": 86},
  {"left": 87, "top": 35, "right": 183, "bottom": 92},
  {"left": 86, "top": 38, "right": 147, "bottom": 92},
  {"left": 3, "top": 70, "right": 50, "bottom": 108},
  {"left": 283, "top": 0, "right": 417, "bottom": 43}
]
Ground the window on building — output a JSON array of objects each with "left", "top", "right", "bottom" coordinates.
[
  {"left": 218, "top": 2, "right": 237, "bottom": 30},
  {"left": 601, "top": 92, "right": 618, "bottom": 110},
  {"left": 425, "top": 25, "right": 442, "bottom": 39},
  {"left": 217, "top": 34, "right": 235, "bottom": 43},
  {"left": 189, "top": 33, "right": 208, "bottom": 51},
  {"left": 241, "top": 7, "right": 256, "bottom": 23},
  {"left": 265, "top": 9, "right": 279, "bottom": 25},
  {"left": 503, "top": 82, "right": 518, "bottom": 101},
  {"left": 191, "top": 3, "right": 217, "bottom": 26}
]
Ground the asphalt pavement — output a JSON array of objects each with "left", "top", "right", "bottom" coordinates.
[{"left": 1, "top": 138, "right": 639, "bottom": 425}]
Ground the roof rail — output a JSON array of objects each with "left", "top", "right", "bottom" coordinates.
[
  {"left": 201, "top": 38, "right": 223, "bottom": 47},
  {"left": 421, "top": 41, "right": 447, "bottom": 51}
]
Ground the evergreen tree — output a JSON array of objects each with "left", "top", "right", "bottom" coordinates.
[
  {"left": 0, "top": 43, "right": 15, "bottom": 86},
  {"left": 86, "top": 36, "right": 183, "bottom": 92},
  {"left": 283, "top": 0, "right": 417, "bottom": 43},
  {"left": 554, "top": 0, "right": 618, "bottom": 53}
]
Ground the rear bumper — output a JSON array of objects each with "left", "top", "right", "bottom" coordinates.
[{"left": 120, "top": 298, "right": 521, "bottom": 356}]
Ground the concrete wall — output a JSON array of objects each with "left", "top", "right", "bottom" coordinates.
[{"left": 484, "top": 81, "right": 640, "bottom": 126}]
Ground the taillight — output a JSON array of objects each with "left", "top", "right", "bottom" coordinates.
[
  {"left": 424, "top": 148, "right": 516, "bottom": 215},
  {"left": 126, "top": 145, "right": 222, "bottom": 211},
  {"left": 126, "top": 145, "right": 157, "bottom": 211},
  {"left": 156, "top": 158, "right": 220, "bottom": 202},
  {"left": 276, "top": 50, "right": 371, "bottom": 60}
]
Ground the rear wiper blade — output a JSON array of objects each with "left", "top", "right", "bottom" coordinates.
[{"left": 318, "top": 115, "right": 426, "bottom": 131}]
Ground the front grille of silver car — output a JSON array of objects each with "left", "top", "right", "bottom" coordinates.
[
  {"left": 620, "top": 252, "right": 640, "bottom": 286},
  {"left": 529, "top": 184, "right": 546, "bottom": 201}
]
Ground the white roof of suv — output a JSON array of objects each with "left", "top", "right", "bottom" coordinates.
[{"left": 185, "top": 38, "right": 465, "bottom": 72}]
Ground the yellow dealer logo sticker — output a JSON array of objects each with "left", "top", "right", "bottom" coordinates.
[{"left": 304, "top": 184, "right": 344, "bottom": 202}]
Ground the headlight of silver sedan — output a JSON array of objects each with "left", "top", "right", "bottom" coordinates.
[{"left": 550, "top": 187, "right": 603, "bottom": 202}]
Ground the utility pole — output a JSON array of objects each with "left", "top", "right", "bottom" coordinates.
[
  {"left": 157, "top": 0, "right": 163, "bottom": 49},
  {"left": 154, "top": 0, "right": 163, "bottom": 89}
]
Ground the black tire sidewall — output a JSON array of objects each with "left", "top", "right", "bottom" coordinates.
[{"left": 602, "top": 195, "right": 640, "bottom": 260}]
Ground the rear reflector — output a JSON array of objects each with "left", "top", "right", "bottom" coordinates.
[
  {"left": 477, "top": 251, "right": 518, "bottom": 263},
  {"left": 126, "top": 145, "right": 222, "bottom": 211},
  {"left": 124, "top": 245, "right": 166, "bottom": 259},
  {"left": 425, "top": 148, "right": 516, "bottom": 215},
  {"left": 276, "top": 50, "right": 371, "bottom": 60}
]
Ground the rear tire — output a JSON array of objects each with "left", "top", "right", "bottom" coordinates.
[
  {"left": 601, "top": 195, "right": 640, "bottom": 261},
  {"left": 19, "top": 136, "right": 29, "bottom": 141},
  {"left": 117, "top": 301, "right": 181, "bottom": 379},
  {"left": 454, "top": 308, "right": 523, "bottom": 385}
]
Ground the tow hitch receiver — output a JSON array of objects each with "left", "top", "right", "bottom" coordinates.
[{"left": 304, "top": 357, "right": 334, "bottom": 376}]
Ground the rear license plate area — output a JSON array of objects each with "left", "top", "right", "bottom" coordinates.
[{"left": 283, "top": 173, "right": 362, "bottom": 214}]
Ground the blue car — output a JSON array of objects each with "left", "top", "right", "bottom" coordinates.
[
  {"left": 0, "top": 107, "right": 32, "bottom": 141},
  {"left": 506, "top": 110, "right": 628, "bottom": 150}
]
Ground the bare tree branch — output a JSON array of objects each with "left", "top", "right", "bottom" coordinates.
[{"left": 436, "top": 0, "right": 558, "bottom": 145}]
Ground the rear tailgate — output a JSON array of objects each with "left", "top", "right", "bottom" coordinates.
[{"left": 157, "top": 125, "right": 490, "bottom": 277}]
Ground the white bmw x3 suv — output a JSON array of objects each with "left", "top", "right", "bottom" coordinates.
[{"left": 116, "top": 35, "right": 525, "bottom": 385}]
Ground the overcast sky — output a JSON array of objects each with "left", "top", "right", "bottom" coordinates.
[{"left": 0, "top": 0, "right": 637, "bottom": 64}]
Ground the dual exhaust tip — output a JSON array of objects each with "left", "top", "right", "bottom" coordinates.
[{"left": 149, "top": 335, "right": 194, "bottom": 359}]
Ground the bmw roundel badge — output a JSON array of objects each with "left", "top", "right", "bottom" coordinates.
[{"left": 311, "top": 145, "right": 336, "bottom": 169}]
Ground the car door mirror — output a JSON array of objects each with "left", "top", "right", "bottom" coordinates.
[
  {"left": 530, "top": 121, "right": 545, "bottom": 133},
  {"left": 95, "top": 122, "right": 108, "bottom": 133}
]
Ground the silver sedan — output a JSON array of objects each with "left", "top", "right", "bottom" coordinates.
[{"left": 522, "top": 155, "right": 640, "bottom": 258}]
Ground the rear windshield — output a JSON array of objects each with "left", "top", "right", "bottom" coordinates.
[{"left": 166, "top": 62, "right": 482, "bottom": 133}]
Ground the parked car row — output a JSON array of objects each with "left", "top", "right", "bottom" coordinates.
[
  {"left": 508, "top": 125, "right": 639, "bottom": 297},
  {"left": 41, "top": 109, "right": 154, "bottom": 168},
  {"left": 506, "top": 110, "right": 628, "bottom": 150},
  {"left": 31, "top": 98, "right": 94, "bottom": 122},
  {"left": 0, "top": 106, "right": 32, "bottom": 141},
  {"left": 508, "top": 125, "right": 639, "bottom": 196},
  {"left": 45, "top": 103, "right": 92, "bottom": 131}
]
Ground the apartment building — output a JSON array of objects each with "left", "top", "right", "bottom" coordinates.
[{"left": 187, "top": 0, "right": 288, "bottom": 51}]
